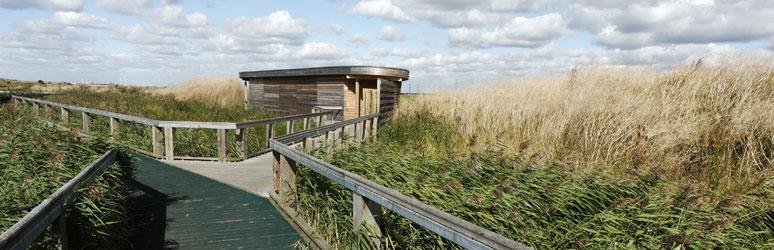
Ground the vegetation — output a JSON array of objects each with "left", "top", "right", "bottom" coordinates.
[
  {"left": 0, "top": 104, "right": 135, "bottom": 249},
  {"left": 38, "top": 81, "right": 289, "bottom": 158},
  {"left": 293, "top": 59, "right": 774, "bottom": 249}
]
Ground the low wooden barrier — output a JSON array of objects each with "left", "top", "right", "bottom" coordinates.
[
  {"left": 0, "top": 150, "right": 118, "bottom": 250},
  {"left": 269, "top": 114, "right": 530, "bottom": 250},
  {"left": 11, "top": 95, "right": 337, "bottom": 162}
]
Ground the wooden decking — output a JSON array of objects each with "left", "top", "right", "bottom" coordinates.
[{"left": 128, "top": 153, "right": 302, "bottom": 249}]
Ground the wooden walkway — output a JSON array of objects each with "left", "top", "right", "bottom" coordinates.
[{"left": 127, "top": 153, "right": 302, "bottom": 249}]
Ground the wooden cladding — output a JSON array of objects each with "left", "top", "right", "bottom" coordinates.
[
  {"left": 247, "top": 75, "right": 402, "bottom": 121},
  {"left": 248, "top": 76, "right": 345, "bottom": 117},
  {"left": 378, "top": 78, "right": 401, "bottom": 122}
]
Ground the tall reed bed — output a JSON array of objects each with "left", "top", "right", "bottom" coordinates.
[
  {"left": 292, "top": 58, "right": 774, "bottom": 248},
  {"left": 0, "top": 104, "right": 135, "bottom": 249},
  {"left": 42, "top": 85, "right": 280, "bottom": 158},
  {"left": 403, "top": 58, "right": 774, "bottom": 200}
]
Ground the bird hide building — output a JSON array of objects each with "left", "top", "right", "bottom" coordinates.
[{"left": 239, "top": 66, "right": 409, "bottom": 120}]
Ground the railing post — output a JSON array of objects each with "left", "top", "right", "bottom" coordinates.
[
  {"left": 217, "top": 129, "right": 227, "bottom": 162},
  {"left": 164, "top": 127, "right": 175, "bottom": 160},
  {"left": 303, "top": 137, "right": 313, "bottom": 153},
  {"left": 272, "top": 150, "right": 281, "bottom": 194},
  {"left": 321, "top": 114, "right": 328, "bottom": 126},
  {"left": 303, "top": 117, "right": 309, "bottom": 130},
  {"left": 371, "top": 116, "right": 378, "bottom": 139},
  {"left": 151, "top": 126, "right": 163, "bottom": 158},
  {"left": 278, "top": 154, "right": 297, "bottom": 203},
  {"left": 236, "top": 128, "right": 246, "bottom": 160},
  {"left": 44, "top": 105, "right": 51, "bottom": 121},
  {"left": 109, "top": 117, "right": 119, "bottom": 135},
  {"left": 357, "top": 120, "right": 366, "bottom": 142},
  {"left": 353, "top": 193, "right": 383, "bottom": 242},
  {"left": 364, "top": 119, "right": 371, "bottom": 140},
  {"left": 265, "top": 123, "right": 274, "bottom": 148},
  {"left": 82, "top": 112, "right": 91, "bottom": 134},
  {"left": 55, "top": 210, "right": 69, "bottom": 250},
  {"left": 60, "top": 107, "right": 69, "bottom": 125},
  {"left": 287, "top": 120, "right": 293, "bottom": 134},
  {"left": 32, "top": 102, "right": 39, "bottom": 117},
  {"left": 317, "top": 114, "right": 323, "bottom": 127}
]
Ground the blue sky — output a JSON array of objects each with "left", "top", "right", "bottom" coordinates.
[{"left": 0, "top": 0, "right": 772, "bottom": 90}]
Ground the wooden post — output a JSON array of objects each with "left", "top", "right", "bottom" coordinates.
[
  {"left": 109, "top": 117, "right": 119, "bottom": 135},
  {"left": 44, "top": 105, "right": 51, "bottom": 121},
  {"left": 287, "top": 120, "right": 293, "bottom": 134},
  {"left": 55, "top": 211, "right": 69, "bottom": 250},
  {"left": 60, "top": 108, "right": 69, "bottom": 125},
  {"left": 236, "top": 128, "right": 246, "bottom": 160},
  {"left": 217, "top": 129, "right": 227, "bottom": 162},
  {"left": 303, "top": 117, "right": 309, "bottom": 130},
  {"left": 32, "top": 102, "right": 39, "bottom": 116},
  {"left": 279, "top": 154, "right": 297, "bottom": 203},
  {"left": 321, "top": 114, "right": 328, "bottom": 126},
  {"left": 265, "top": 123, "right": 274, "bottom": 148},
  {"left": 357, "top": 120, "right": 368, "bottom": 142},
  {"left": 81, "top": 112, "right": 91, "bottom": 134},
  {"left": 353, "top": 193, "right": 383, "bottom": 240},
  {"left": 364, "top": 119, "right": 371, "bottom": 141},
  {"left": 164, "top": 127, "right": 175, "bottom": 160},
  {"left": 304, "top": 137, "right": 316, "bottom": 153},
  {"left": 317, "top": 114, "right": 324, "bottom": 127},
  {"left": 372, "top": 116, "right": 378, "bottom": 139},
  {"left": 151, "top": 126, "right": 163, "bottom": 158},
  {"left": 272, "top": 151, "right": 281, "bottom": 194}
]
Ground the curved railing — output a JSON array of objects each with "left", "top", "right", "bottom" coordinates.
[
  {"left": 268, "top": 114, "right": 530, "bottom": 250},
  {"left": 11, "top": 95, "right": 337, "bottom": 162},
  {"left": 0, "top": 150, "right": 118, "bottom": 250}
]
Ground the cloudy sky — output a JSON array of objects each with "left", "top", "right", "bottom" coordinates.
[{"left": 0, "top": 0, "right": 772, "bottom": 90}]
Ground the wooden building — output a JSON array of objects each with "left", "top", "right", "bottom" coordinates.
[{"left": 239, "top": 66, "right": 409, "bottom": 120}]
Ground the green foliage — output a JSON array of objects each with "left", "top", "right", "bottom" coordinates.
[
  {"left": 41, "top": 87, "right": 289, "bottom": 158},
  {"left": 294, "top": 113, "right": 774, "bottom": 249},
  {"left": 0, "top": 105, "right": 135, "bottom": 249}
]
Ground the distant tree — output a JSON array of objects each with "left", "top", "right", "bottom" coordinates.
[{"left": 36, "top": 80, "right": 44, "bottom": 84}]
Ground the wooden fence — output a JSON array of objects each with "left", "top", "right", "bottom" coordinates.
[
  {"left": 11, "top": 95, "right": 337, "bottom": 162},
  {"left": 0, "top": 150, "right": 118, "bottom": 250},
  {"left": 269, "top": 114, "right": 531, "bottom": 250}
]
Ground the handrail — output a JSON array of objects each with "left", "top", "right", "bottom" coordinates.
[
  {"left": 0, "top": 150, "right": 118, "bottom": 250},
  {"left": 269, "top": 115, "right": 530, "bottom": 250},
  {"left": 13, "top": 95, "right": 157, "bottom": 126},
  {"left": 235, "top": 110, "right": 338, "bottom": 129},
  {"left": 11, "top": 95, "right": 333, "bottom": 162},
  {"left": 274, "top": 113, "right": 376, "bottom": 144}
]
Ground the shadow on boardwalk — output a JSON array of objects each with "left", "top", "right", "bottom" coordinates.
[{"left": 126, "top": 153, "right": 301, "bottom": 249}]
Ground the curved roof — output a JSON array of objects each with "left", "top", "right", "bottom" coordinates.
[{"left": 239, "top": 66, "right": 409, "bottom": 80}]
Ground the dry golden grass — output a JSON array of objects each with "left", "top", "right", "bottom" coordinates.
[
  {"left": 401, "top": 57, "right": 774, "bottom": 197},
  {"left": 152, "top": 76, "right": 245, "bottom": 108}
]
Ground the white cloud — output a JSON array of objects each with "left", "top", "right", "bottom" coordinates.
[
  {"left": 0, "top": 0, "right": 84, "bottom": 11},
  {"left": 449, "top": 13, "right": 567, "bottom": 48},
  {"left": 50, "top": 11, "right": 118, "bottom": 29},
  {"left": 292, "top": 42, "right": 345, "bottom": 59},
  {"left": 96, "top": 0, "right": 150, "bottom": 16},
  {"left": 378, "top": 25, "right": 405, "bottom": 42},
  {"left": 350, "top": 0, "right": 416, "bottom": 22},
  {"left": 222, "top": 11, "right": 311, "bottom": 45},
  {"left": 347, "top": 34, "right": 369, "bottom": 47},
  {"left": 329, "top": 23, "right": 345, "bottom": 34},
  {"left": 570, "top": 0, "right": 774, "bottom": 49}
]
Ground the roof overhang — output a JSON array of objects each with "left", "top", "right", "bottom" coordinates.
[{"left": 239, "top": 66, "right": 409, "bottom": 80}]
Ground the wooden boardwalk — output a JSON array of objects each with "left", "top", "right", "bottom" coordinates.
[{"left": 127, "top": 153, "right": 302, "bottom": 249}]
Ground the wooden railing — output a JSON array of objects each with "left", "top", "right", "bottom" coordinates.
[
  {"left": 11, "top": 95, "right": 337, "bottom": 162},
  {"left": 0, "top": 150, "right": 118, "bottom": 250},
  {"left": 269, "top": 114, "right": 530, "bottom": 250}
]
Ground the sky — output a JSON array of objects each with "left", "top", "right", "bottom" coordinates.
[{"left": 0, "top": 0, "right": 773, "bottom": 91}]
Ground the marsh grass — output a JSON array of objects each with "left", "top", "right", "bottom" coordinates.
[
  {"left": 291, "top": 58, "right": 774, "bottom": 249},
  {"left": 0, "top": 104, "right": 134, "bottom": 249}
]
